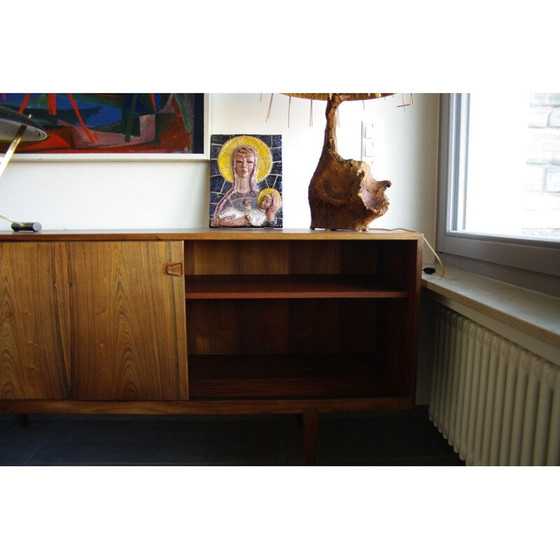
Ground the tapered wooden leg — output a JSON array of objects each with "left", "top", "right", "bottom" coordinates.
[
  {"left": 16, "top": 414, "right": 28, "bottom": 428},
  {"left": 303, "top": 409, "right": 319, "bottom": 466}
]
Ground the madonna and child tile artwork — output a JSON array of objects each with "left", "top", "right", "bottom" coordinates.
[{"left": 210, "top": 134, "right": 283, "bottom": 227}]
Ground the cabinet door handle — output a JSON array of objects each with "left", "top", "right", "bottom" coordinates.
[{"left": 165, "top": 262, "right": 184, "bottom": 277}]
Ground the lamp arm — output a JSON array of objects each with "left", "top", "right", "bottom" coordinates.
[
  {"left": 0, "top": 124, "right": 27, "bottom": 181},
  {"left": 0, "top": 123, "right": 43, "bottom": 231}
]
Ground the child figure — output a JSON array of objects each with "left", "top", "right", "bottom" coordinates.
[{"left": 214, "top": 188, "right": 282, "bottom": 227}]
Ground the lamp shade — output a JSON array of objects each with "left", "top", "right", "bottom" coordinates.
[
  {"left": 0, "top": 106, "right": 47, "bottom": 142},
  {"left": 284, "top": 93, "right": 393, "bottom": 101}
]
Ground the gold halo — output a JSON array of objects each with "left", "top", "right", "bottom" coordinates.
[
  {"left": 257, "top": 188, "right": 281, "bottom": 206},
  {"left": 217, "top": 135, "right": 272, "bottom": 183}
]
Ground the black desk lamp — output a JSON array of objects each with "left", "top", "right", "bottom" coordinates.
[{"left": 0, "top": 105, "right": 47, "bottom": 232}]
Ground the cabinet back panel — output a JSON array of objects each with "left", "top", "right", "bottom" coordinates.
[
  {"left": 185, "top": 241, "right": 291, "bottom": 275},
  {"left": 378, "top": 240, "right": 421, "bottom": 292},
  {"left": 184, "top": 241, "right": 396, "bottom": 277},
  {"left": 375, "top": 299, "right": 418, "bottom": 395},
  {"left": 289, "top": 242, "right": 341, "bottom": 274},
  {"left": 186, "top": 299, "right": 378, "bottom": 356}
]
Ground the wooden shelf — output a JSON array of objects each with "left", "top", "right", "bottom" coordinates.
[
  {"left": 185, "top": 275, "right": 409, "bottom": 300},
  {"left": 188, "top": 353, "right": 403, "bottom": 400}
]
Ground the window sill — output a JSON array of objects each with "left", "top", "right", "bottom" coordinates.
[{"left": 422, "top": 267, "right": 560, "bottom": 366}]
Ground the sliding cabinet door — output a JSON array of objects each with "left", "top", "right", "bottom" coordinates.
[
  {"left": 0, "top": 242, "right": 70, "bottom": 399},
  {"left": 67, "top": 241, "right": 188, "bottom": 400}
]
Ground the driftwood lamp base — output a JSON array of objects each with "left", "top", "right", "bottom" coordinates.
[{"left": 306, "top": 94, "right": 392, "bottom": 231}]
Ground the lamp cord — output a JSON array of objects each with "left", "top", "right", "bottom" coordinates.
[
  {"left": 421, "top": 235, "right": 446, "bottom": 278},
  {"left": 0, "top": 214, "right": 24, "bottom": 227},
  {"left": 370, "top": 227, "right": 446, "bottom": 278}
]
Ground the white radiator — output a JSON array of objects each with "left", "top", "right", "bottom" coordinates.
[{"left": 429, "top": 305, "right": 560, "bottom": 466}]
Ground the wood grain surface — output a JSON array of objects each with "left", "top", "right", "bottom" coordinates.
[
  {"left": 1, "top": 240, "right": 188, "bottom": 400},
  {"left": 0, "top": 243, "right": 70, "bottom": 398},
  {"left": 67, "top": 241, "right": 188, "bottom": 400}
]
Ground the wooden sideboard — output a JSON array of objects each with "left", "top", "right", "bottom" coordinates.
[{"left": 0, "top": 229, "right": 422, "bottom": 464}]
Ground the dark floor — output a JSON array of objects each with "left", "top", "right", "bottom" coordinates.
[{"left": 0, "top": 406, "right": 463, "bottom": 466}]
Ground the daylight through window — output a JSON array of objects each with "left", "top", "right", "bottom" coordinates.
[{"left": 462, "top": 93, "right": 560, "bottom": 241}]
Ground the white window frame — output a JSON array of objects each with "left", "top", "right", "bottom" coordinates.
[{"left": 437, "top": 94, "right": 560, "bottom": 296}]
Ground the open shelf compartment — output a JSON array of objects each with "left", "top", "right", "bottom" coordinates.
[{"left": 183, "top": 236, "right": 420, "bottom": 402}]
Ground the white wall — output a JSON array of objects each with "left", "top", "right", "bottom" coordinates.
[
  {"left": 1, "top": 93, "right": 439, "bottom": 238},
  {"left": 1, "top": 92, "right": 440, "bottom": 405}
]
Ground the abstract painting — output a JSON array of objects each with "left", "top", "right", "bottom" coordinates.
[
  {"left": 0, "top": 93, "right": 206, "bottom": 158},
  {"left": 209, "top": 134, "right": 282, "bottom": 228}
]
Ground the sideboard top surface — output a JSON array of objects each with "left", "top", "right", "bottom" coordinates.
[{"left": 0, "top": 228, "right": 423, "bottom": 242}]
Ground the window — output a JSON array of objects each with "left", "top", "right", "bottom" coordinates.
[{"left": 437, "top": 94, "right": 560, "bottom": 296}]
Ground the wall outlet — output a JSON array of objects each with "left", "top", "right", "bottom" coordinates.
[{"left": 361, "top": 121, "right": 385, "bottom": 172}]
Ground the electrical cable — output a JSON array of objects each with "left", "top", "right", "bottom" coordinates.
[{"left": 370, "top": 227, "right": 445, "bottom": 278}]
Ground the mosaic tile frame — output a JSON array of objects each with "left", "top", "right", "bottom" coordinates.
[{"left": 209, "top": 134, "right": 283, "bottom": 228}]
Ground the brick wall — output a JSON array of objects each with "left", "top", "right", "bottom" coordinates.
[{"left": 525, "top": 94, "right": 560, "bottom": 238}]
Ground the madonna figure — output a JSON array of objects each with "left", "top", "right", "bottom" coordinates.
[{"left": 211, "top": 145, "right": 261, "bottom": 227}]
